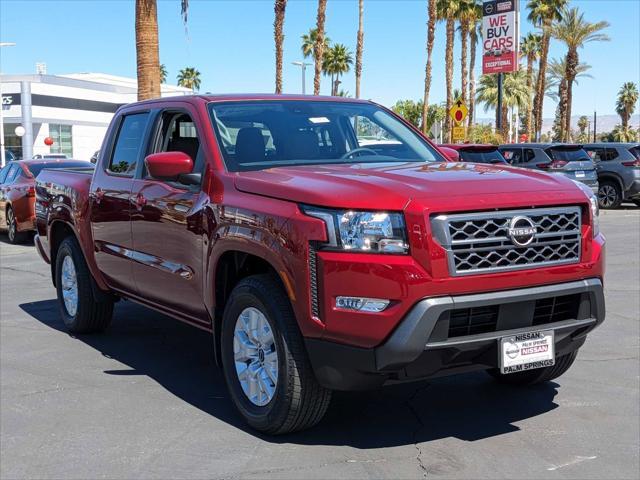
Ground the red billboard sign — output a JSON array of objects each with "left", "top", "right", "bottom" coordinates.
[{"left": 482, "top": 0, "right": 519, "bottom": 74}]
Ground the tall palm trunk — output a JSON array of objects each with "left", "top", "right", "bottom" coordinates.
[
  {"left": 444, "top": 17, "right": 455, "bottom": 142},
  {"left": 525, "top": 55, "right": 534, "bottom": 141},
  {"left": 468, "top": 28, "right": 477, "bottom": 128},
  {"left": 563, "top": 48, "right": 579, "bottom": 142},
  {"left": 355, "top": 0, "right": 364, "bottom": 99},
  {"left": 274, "top": 0, "right": 287, "bottom": 94},
  {"left": 557, "top": 78, "right": 568, "bottom": 140},
  {"left": 135, "top": 0, "right": 160, "bottom": 101},
  {"left": 533, "top": 22, "right": 551, "bottom": 140},
  {"left": 313, "top": 0, "right": 328, "bottom": 95},
  {"left": 421, "top": 0, "right": 437, "bottom": 134},
  {"left": 460, "top": 20, "right": 469, "bottom": 103}
]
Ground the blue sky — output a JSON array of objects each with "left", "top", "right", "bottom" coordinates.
[{"left": 1, "top": 0, "right": 638, "bottom": 118}]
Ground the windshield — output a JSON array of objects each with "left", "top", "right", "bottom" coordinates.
[
  {"left": 208, "top": 101, "right": 443, "bottom": 171},
  {"left": 458, "top": 149, "right": 506, "bottom": 164},
  {"left": 27, "top": 162, "right": 94, "bottom": 177},
  {"left": 546, "top": 147, "right": 590, "bottom": 162}
]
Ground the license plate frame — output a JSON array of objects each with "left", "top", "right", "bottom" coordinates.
[{"left": 499, "top": 330, "right": 555, "bottom": 374}]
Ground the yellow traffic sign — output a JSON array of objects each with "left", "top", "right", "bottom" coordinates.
[
  {"left": 449, "top": 100, "right": 468, "bottom": 125},
  {"left": 452, "top": 126, "right": 466, "bottom": 142}
]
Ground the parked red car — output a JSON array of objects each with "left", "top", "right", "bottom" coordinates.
[
  {"left": 0, "top": 159, "right": 93, "bottom": 243},
  {"left": 35, "top": 95, "right": 605, "bottom": 434},
  {"left": 439, "top": 143, "right": 508, "bottom": 164}
]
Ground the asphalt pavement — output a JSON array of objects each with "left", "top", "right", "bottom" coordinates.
[{"left": 1, "top": 207, "right": 638, "bottom": 479}]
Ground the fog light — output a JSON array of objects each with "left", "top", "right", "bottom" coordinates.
[{"left": 335, "top": 296, "right": 390, "bottom": 313}]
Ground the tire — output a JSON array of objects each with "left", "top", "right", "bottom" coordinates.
[
  {"left": 220, "top": 274, "right": 331, "bottom": 434},
  {"left": 6, "top": 207, "right": 26, "bottom": 244},
  {"left": 598, "top": 181, "right": 622, "bottom": 209},
  {"left": 487, "top": 350, "right": 578, "bottom": 386},
  {"left": 55, "top": 236, "right": 113, "bottom": 333}
]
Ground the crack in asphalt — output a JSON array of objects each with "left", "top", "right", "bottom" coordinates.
[
  {"left": 404, "top": 383, "right": 432, "bottom": 478},
  {"left": 1, "top": 266, "right": 49, "bottom": 278}
]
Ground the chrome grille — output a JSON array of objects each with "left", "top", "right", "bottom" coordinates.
[{"left": 431, "top": 207, "right": 581, "bottom": 276}]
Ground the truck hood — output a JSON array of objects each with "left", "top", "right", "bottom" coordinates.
[{"left": 234, "top": 161, "right": 585, "bottom": 211}]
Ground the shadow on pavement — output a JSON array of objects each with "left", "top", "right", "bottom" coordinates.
[{"left": 20, "top": 298, "right": 560, "bottom": 448}]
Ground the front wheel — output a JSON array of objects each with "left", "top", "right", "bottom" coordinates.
[
  {"left": 487, "top": 350, "right": 578, "bottom": 386},
  {"left": 55, "top": 236, "right": 113, "bottom": 333},
  {"left": 220, "top": 274, "right": 331, "bottom": 434}
]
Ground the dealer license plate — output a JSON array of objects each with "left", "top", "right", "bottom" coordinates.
[
  {"left": 499, "top": 330, "right": 555, "bottom": 374},
  {"left": 575, "top": 170, "right": 585, "bottom": 178}
]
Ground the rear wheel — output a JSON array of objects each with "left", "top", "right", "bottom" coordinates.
[
  {"left": 220, "top": 274, "right": 331, "bottom": 434},
  {"left": 6, "top": 207, "right": 26, "bottom": 244},
  {"left": 487, "top": 350, "right": 578, "bottom": 386},
  {"left": 598, "top": 181, "right": 622, "bottom": 209},
  {"left": 55, "top": 236, "right": 113, "bottom": 333}
]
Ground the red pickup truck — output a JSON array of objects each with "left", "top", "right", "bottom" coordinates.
[{"left": 35, "top": 95, "right": 605, "bottom": 434}]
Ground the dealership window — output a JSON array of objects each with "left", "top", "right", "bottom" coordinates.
[{"left": 49, "top": 124, "right": 73, "bottom": 157}]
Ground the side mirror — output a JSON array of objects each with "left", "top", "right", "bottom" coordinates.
[
  {"left": 439, "top": 147, "right": 460, "bottom": 162},
  {"left": 145, "top": 151, "right": 193, "bottom": 178}
]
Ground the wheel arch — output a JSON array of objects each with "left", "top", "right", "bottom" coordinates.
[{"left": 598, "top": 172, "right": 624, "bottom": 192}]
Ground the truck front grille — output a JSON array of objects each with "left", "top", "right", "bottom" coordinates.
[{"left": 431, "top": 207, "right": 581, "bottom": 276}]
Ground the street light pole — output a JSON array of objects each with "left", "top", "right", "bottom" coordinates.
[
  {"left": 1, "top": 42, "right": 17, "bottom": 168},
  {"left": 292, "top": 61, "right": 312, "bottom": 95}
]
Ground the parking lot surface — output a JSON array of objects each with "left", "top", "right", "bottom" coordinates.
[{"left": 1, "top": 208, "right": 639, "bottom": 479}]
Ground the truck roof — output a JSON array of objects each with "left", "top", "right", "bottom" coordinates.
[{"left": 130, "top": 93, "right": 373, "bottom": 108}]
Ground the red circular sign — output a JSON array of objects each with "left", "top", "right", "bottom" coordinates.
[
  {"left": 44, "top": 137, "right": 54, "bottom": 146},
  {"left": 455, "top": 111, "right": 463, "bottom": 122}
]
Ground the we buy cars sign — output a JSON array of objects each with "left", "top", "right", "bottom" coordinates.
[{"left": 482, "top": 0, "right": 519, "bottom": 74}]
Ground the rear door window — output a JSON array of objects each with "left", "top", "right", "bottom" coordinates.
[
  {"left": 108, "top": 113, "right": 150, "bottom": 176},
  {"left": 585, "top": 147, "right": 606, "bottom": 161},
  {"left": 546, "top": 147, "right": 590, "bottom": 162},
  {"left": 604, "top": 148, "right": 619, "bottom": 161}
]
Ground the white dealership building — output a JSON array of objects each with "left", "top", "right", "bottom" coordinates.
[{"left": 1, "top": 73, "right": 191, "bottom": 161}]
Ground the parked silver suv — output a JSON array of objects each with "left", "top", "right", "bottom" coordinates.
[
  {"left": 498, "top": 144, "right": 598, "bottom": 193},
  {"left": 583, "top": 143, "right": 640, "bottom": 209}
]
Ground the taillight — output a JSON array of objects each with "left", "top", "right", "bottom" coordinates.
[
  {"left": 27, "top": 186, "right": 36, "bottom": 197},
  {"left": 537, "top": 160, "right": 567, "bottom": 170},
  {"left": 621, "top": 159, "right": 640, "bottom": 167}
]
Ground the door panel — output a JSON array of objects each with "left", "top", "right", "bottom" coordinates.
[
  {"left": 130, "top": 179, "right": 207, "bottom": 320},
  {"left": 90, "top": 112, "right": 150, "bottom": 293}
]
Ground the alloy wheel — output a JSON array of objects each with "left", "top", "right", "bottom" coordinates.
[
  {"left": 7, "top": 209, "right": 16, "bottom": 242},
  {"left": 598, "top": 184, "right": 618, "bottom": 208},
  {"left": 233, "top": 307, "right": 279, "bottom": 406},
  {"left": 61, "top": 255, "right": 79, "bottom": 317}
]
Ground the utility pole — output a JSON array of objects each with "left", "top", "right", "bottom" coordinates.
[
  {"left": 291, "top": 61, "right": 312, "bottom": 95},
  {"left": 593, "top": 110, "right": 597, "bottom": 143},
  {"left": 496, "top": 73, "right": 503, "bottom": 134}
]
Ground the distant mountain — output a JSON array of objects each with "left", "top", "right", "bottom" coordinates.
[{"left": 476, "top": 114, "right": 640, "bottom": 134}]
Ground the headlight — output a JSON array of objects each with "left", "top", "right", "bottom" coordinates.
[
  {"left": 572, "top": 180, "right": 599, "bottom": 237},
  {"left": 303, "top": 208, "right": 409, "bottom": 254}
]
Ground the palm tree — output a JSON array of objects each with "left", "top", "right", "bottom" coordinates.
[
  {"left": 527, "top": 0, "right": 567, "bottom": 140},
  {"left": 301, "top": 28, "right": 330, "bottom": 60},
  {"left": 551, "top": 7, "right": 609, "bottom": 141},
  {"left": 274, "top": 0, "right": 287, "bottom": 94},
  {"left": 457, "top": 0, "right": 477, "bottom": 104},
  {"left": 438, "top": 0, "right": 462, "bottom": 142},
  {"left": 159, "top": 63, "right": 168, "bottom": 84},
  {"left": 476, "top": 70, "right": 530, "bottom": 139},
  {"left": 313, "top": 0, "right": 328, "bottom": 95},
  {"left": 615, "top": 82, "right": 639, "bottom": 130},
  {"left": 135, "top": 0, "right": 189, "bottom": 100},
  {"left": 323, "top": 44, "right": 354, "bottom": 95},
  {"left": 421, "top": 0, "right": 438, "bottom": 134},
  {"left": 467, "top": 4, "right": 482, "bottom": 128},
  {"left": 520, "top": 33, "right": 542, "bottom": 141},
  {"left": 355, "top": 0, "right": 364, "bottom": 98},
  {"left": 576, "top": 115, "right": 589, "bottom": 143},
  {"left": 177, "top": 67, "right": 201, "bottom": 91}
]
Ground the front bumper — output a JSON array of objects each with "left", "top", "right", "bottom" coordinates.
[{"left": 306, "top": 278, "right": 604, "bottom": 390}]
